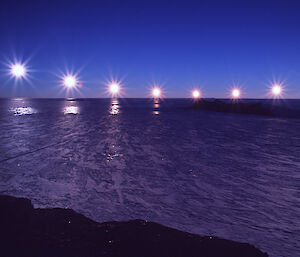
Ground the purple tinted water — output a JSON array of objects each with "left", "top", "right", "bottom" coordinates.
[{"left": 0, "top": 98, "right": 299, "bottom": 256}]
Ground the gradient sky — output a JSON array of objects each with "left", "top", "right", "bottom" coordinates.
[{"left": 0, "top": 0, "right": 300, "bottom": 98}]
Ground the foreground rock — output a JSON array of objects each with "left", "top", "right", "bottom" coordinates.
[
  {"left": 190, "top": 99, "right": 274, "bottom": 116},
  {"left": 0, "top": 195, "right": 268, "bottom": 257}
]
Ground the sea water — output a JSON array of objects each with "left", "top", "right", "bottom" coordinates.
[{"left": 0, "top": 98, "right": 299, "bottom": 256}]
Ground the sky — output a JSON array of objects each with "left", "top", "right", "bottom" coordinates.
[{"left": 0, "top": 0, "right": 300, "bottom": 98}]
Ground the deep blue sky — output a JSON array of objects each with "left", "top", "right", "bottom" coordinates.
[{"left": 0, "top": 0, "right": 300, "bottom": 98}]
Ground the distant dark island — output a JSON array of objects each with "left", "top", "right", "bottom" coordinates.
[
  {"left": 0, "top": 195, "right": 267, "bottom": 257},
  {"left": 190, "top": 99, "right": 300, "bottom": 118},
  {"left": 190, "top": 99, "right": 274, "bottom": 116}
]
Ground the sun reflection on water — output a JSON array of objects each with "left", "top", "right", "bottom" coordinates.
[
  {"left": 153, "top": 99, "right": 160, "bottom": 115},
  {"left": 11, "top": 107, "right": 37, "bottom": 116},
  {"left": 110, "top": 99, "right": 120, "bottom": 115},
  {"left": 64, "top": 106, "right": 79, "bottom": 115}
]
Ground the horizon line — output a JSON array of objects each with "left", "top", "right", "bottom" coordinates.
[{"left": 1, "top": 97, "right": 300, "bottom": 100}]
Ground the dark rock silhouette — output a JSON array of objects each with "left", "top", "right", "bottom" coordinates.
[
  {"left": 190, "top": 99, "right": 274, "bottom": 116},
  {"left": 0, "top": 195, "right": 268, "bottom": 257}
]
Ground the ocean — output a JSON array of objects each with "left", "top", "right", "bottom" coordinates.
[{"left": 0, "top": 98, "right": 299, "bottom": 256}]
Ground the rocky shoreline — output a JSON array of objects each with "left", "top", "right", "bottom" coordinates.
[{"left": 0, "top": 195, "right": 268, "bottom": 257}]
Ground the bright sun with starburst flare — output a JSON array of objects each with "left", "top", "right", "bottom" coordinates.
[
  {"left": 152, "top": 87, "right": 161, "bottom": 98},
  {"left": 10, "top": 63, "right": 26, "bottom": 78},
  {"left": 104, "top": 78, "right": 123, "bottom": 97},
  {"left": 58, "top": 70, "right": 82, "bottom": 97},
  {"left": 192, "top": 89, "right": 201, "bottom": 99},
  {"left": 272, "top": 84, "right": 282, "bottom": 96},
  {"left": 63, "top": 75, "right": 77, "bottom": 88},
  {"left": 231, "top": 88, "right": 241, "bottom": 99},
  {"left": 109, "top": 83, "right": 120, "bottom": 94},
  {"left": 267, "top": 81, "right": 285, "bottom": 99}
]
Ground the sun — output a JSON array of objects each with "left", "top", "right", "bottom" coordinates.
[
  {"left": 148, "top": 82, "right": 164, "bottom": 99},
  {"left": 10, "top": 63, "right": 26, "bottom": 78},
  {"left": 58, "top": 70, "right": 82, "bottom": 97},
  {"left": 109, "top": 83, "right": 120, "bottom": 95},
  {"left": 5, "top": 58, "right": 32, "bottom": 85},
  {"left": 152, "top": 88, "right": 161, "bottom": 98},
  {"left": 271, "top": 84, "right": 282, "bottom": 96},
  {"left": 231, "top": 88, "right": 241, "bottom": 99},
  {"left": 63, "top": 75, "right": 77, "bottom": 88},
  {"left": 192, "top": 89, "right": 201, "bottom": 99},
  {"left": 103, "top": 77, "right": 124, "bottom": 98},
  {"left": 106, "top": 80, "right": 123, "bottom": 97},
  {"left": 267, "top": 80, "right": 285, "bottom": 99}
]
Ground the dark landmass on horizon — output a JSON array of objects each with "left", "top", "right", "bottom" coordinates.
[
  {"left": 190, "top": 99, "right": 300, "bottom": 118},
  {"left": 0, "top": 195, "right": 268, "bottom": 257}
]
